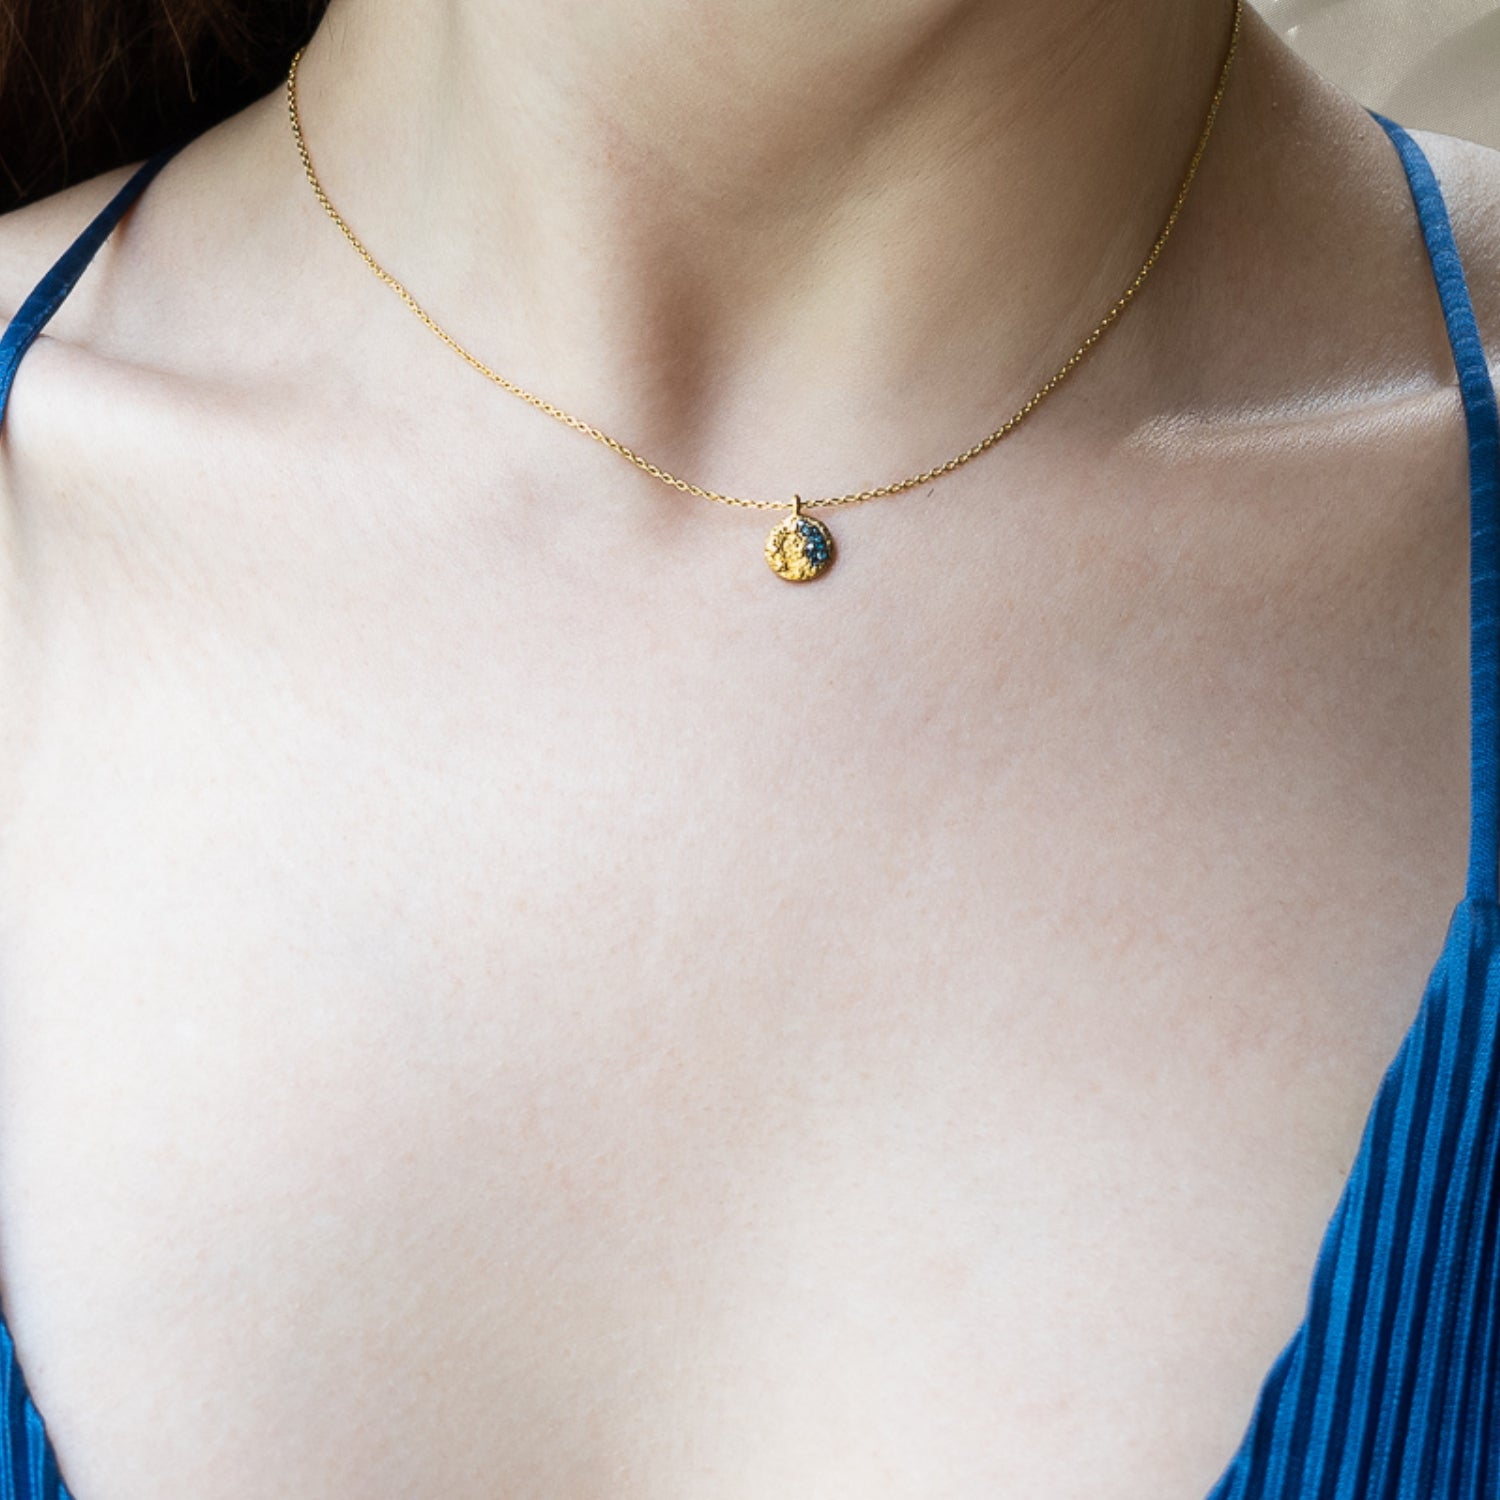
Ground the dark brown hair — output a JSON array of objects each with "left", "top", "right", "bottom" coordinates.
[{"left": 0, "top": 0, "right": 329, "bottom": 214}]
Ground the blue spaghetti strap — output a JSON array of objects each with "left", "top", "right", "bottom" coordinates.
[
  {"left": 0, "top": 142, "right": 185, "bottom": 434},
  {"left": 1367, "top": 111, "right": 1500, "bottom": 906},
  {"left": 1206, "top": 126, "right": 1500, "bottom": 1500}
]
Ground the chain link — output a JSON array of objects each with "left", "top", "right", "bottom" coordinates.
[{"left": 285, "top": 0, "right": 1241, "bottom": 513}]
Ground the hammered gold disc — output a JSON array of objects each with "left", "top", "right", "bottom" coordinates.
[{"left": 765, "top": 506, "right": 835, "bottom": 582}]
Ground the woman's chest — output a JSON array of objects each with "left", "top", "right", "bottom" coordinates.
[{"left": 0, "top": 424, "right": 1476, "bottom": 1498}]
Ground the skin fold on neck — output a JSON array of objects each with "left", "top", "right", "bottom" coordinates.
[{"left": 286, "top": 0, "right": 1245, "bottom": 492}]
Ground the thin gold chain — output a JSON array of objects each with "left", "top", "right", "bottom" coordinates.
[{"left": 285, "top": 0, "right": 1241, "bottom": 514}]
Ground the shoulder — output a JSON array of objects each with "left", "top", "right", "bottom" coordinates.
[
  {"left": 1399, "top": 126, "right": 1500, "bottom": 381},
  {"left": 0, "top": 161, "right": 148, "bottom": 337},
  {"left": 0, "top": 96, "right": 327, "bottom": 453},
  {"left": 0, "top": 165, "right": 141, "bottom": 621},
  {"left": 0, "top": 161, "right": 155, "bottom": 660}
]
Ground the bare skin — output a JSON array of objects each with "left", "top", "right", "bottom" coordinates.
[{"left": 0, "top": 0, "right": 1497, "bottom": 1496}]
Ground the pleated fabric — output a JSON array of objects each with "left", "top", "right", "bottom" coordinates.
[{"left": 0, "top": 110, "right": 1494, "bottom": 1500}]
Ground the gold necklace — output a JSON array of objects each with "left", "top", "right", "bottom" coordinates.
[{"left": 285, "top": 0, "right": 1241, "bottom": 584}]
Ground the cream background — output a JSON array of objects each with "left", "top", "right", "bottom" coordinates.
[{"left": 1255, "top": 0, "right": 1500, "bottom": 146}]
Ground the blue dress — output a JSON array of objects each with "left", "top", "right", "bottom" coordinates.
[{"left": 0, "top": 109, "right": 1496, "bottom": 1499}]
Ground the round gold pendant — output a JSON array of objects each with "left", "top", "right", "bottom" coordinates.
[{"left": 764, "top": 495, "right": 835, "bottom": 582}]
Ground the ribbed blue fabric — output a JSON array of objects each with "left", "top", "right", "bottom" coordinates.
[
  {"left": 0, "top": 112, "right": 1495, "bottom": 1499},
  {"left": 0, "top": 1316, "right": 66, "bottom": 1500}
]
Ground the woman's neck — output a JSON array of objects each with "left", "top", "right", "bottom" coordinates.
[{"left": 290, "top": 0, "right": 1247, "bottom": 477}]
